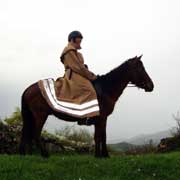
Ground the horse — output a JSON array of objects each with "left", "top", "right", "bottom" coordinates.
[{"left": 19, "top": 55, "right": 154, "bottom": 158}]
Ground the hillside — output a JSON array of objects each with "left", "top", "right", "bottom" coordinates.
[
  {"left": 0, "top": 152, "right": 180, "bottom": 180},
  {"left": 108, "top": 128, "right": 175, "bottom": 145},
  {"left": 126, "top": 129, "right": 175, "bottom": 145}
]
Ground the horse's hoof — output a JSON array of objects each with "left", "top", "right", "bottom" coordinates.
[
  {"left": 102, "top": 154, "right": 110, "bottom": 158},
  {"left": 94, "top": 154, "right": 102, "bottom": 158},
  {"left": 95, "top": 153, "right": 110, "bottom": 158},
  {"left": 41, "top": 152, "right": 50, "bottom": 158},
  {"left": 19, "top": 150, "right": 26, "bottom": 156}
]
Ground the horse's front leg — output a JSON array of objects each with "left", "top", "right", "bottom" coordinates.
[
  {"left": 94, "top": 121, "right": 101, "bottom": 157},
  {"left": 101, "top": 119, "right": 110, "bottom": 158},
  {"left": 94, "top": 117, "right": 109, "bottom": 158}
]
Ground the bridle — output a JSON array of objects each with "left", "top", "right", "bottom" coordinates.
[
  {"left": 127, "top": 61, "right": 146, "bottom": 88},
  {"left": 127, "top": 82, "right": 136, "bottom": 87},
  {"left": 127, "top": 81, "right": 147, "bottom": 89}
]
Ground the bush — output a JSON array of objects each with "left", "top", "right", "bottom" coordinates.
[
  {"left": 0, "top": 107, "right": 95, "bottom": 154},
  {"left": 157, "top": 136, "right": 180, "bottom": 153},
  {"left": 55, "top": 125, "right": 94, "bottom": 144},
  {"left": 124, "top": 140, "right": 157, "bottom": 155},
  {"left": 157, "top": 111, "right": 180, "bottom": 153},
  {"left": 0, "top": 121, "right": 19, "bottom": 154}
]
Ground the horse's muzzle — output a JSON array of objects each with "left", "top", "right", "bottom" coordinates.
[{"left": 145, "top": 82, "right": 154, "bottom": 92}]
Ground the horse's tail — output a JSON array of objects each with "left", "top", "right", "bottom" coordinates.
[{"left": 19, "top": 89, "right": 33, "bottom": 154}]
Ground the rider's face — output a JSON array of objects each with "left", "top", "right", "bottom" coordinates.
[{"left": 71, "top": 38, "right": 82, "bottom": 49}]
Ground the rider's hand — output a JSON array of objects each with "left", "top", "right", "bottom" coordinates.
[{"left": 84, "top": 64, "right": 88, "bottom": 69}]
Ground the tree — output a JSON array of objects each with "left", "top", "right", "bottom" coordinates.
[
  {"left": 3, "top": 107, "right": 22, "bottom": 134},
  {"left": 172, "top": 111, "right": 180, "bottom": 137},
  {"left": 4, "top": 107, "right": 22, "bottom": 127}
]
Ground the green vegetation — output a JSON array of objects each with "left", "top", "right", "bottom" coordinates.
[
  {"left": 3, "top": 107, "right": 22, "bottom": 127},
  {"left": 109, "top": 140, "right": 157, "bottom": 155},
  {"left": 0, "top": 151, "right": 180, "bottom": 180},
  {"left": 1, "top": 108, "right": 180, "bottom": 179},
  {"left": 0, "top": 107, "right": 95, "bottom": 154}
]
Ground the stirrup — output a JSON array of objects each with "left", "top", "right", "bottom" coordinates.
[
  {"left": 86, "top": 117, "right": 96, "bottom": 125},
  {"left": 86, "top": 117, "right": 90, "bottom": 124}
]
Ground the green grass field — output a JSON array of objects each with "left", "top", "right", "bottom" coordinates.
[{"left": 0, "top": 151, "right": 180, "bottom": 180}]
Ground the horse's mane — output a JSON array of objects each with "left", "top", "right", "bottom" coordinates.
[{"left": 97, "top": 59, "right": 131, "bottom": 91}]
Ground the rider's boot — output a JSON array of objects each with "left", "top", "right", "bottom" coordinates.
[{"left": 77, "top": 117, "right": 96, "bottom": 126}]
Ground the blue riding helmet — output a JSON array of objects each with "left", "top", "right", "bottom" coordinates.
[{"left": 68, "top": 31, "right": 83, "bottom": 42}]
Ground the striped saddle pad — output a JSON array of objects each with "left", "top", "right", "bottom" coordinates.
[{"left": 38, "top": 78, "right": 100, "bottom": 118}]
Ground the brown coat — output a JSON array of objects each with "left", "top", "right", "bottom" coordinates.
[{"left": 54, "top": 43, "right": 100, "bottom": 118}]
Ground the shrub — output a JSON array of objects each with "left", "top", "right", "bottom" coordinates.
[
  {"left": 157, "top": 111, "right": 180, "bottom": 153},
  {"left": 0, "top": 107, "right": 94, "bottom": 154},
  {"left": 124, "top": 140, "right": 157, "bottom": 155},
  {"left": 55, "top": 125, "right": 94, "bottom": 144}
]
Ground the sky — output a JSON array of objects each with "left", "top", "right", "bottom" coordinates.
[{"left": 0, "top": 0, "right": 180, "bottom": 141}]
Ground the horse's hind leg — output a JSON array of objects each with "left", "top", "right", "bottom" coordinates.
[
  {"left": 31, "top": 110, "right": 49, "bottom": 157},
  {"left": 19, "top": 128, "right": 27, "bottom": 155},
  {"left": 19, "top": 95, "right": 33, "bottom": 155},
  {"left": 19, "top": 115, "right": 34, "bottom": 155}
]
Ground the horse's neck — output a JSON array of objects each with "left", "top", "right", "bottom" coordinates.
[{"left": 100, "top": 62, "right": 130, "bottom": 102}]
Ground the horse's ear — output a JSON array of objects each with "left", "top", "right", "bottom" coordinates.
[{"left": 137, "top": 54, "right": 143, "bottom": 59}]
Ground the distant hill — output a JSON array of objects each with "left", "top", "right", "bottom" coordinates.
[
  {"left": 126, "top": 128, "right": 175, "bottom": 145},
  {"left": 108, "top": 128, "right": 176, "bottom": 147}
]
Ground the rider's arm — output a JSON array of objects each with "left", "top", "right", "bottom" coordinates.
[{"left": 63, "top": 51, "right": 97, "bottom": 81}]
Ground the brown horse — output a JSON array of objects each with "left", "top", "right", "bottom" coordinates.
[{"left": 19, "top": 55, "right": 154, "bottom": 158}]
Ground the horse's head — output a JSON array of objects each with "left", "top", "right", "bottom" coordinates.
[{"left": 128, "top": 55, "right": 154, "bottom": 92}]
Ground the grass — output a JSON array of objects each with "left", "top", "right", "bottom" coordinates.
[{"left": 0, "top": 151, "right": 180, "bottom": 180}]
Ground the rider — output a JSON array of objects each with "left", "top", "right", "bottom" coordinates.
[{"left": 60, "top": 31, "right": 100, "bottom": 125}]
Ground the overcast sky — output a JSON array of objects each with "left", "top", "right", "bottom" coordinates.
[{"left": 1, "top": 0, "right": 180, "bottom": 141}]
